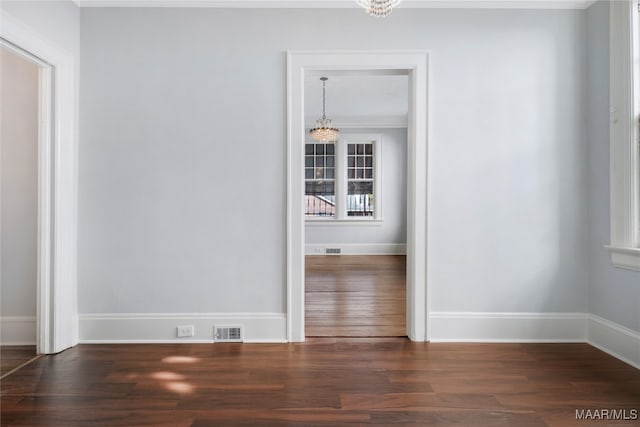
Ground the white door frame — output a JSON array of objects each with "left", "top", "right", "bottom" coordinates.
[
  {"left": 1, "top": 11, "right": 78, "bottom": 354},
  {"left": 286, "top": 50, "right": 429, "bottom": 342}
]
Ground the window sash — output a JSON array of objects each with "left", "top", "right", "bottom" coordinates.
[{"left": 606, "top": 0, "right": 640, "bottom": 270}]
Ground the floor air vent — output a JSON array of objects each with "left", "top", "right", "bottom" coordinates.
[
  {"left": 325, "top": 248, "right": 341, "bottom": 254},
  {"left": 214, "top": 325, "right": 243, "bottom": 343}
]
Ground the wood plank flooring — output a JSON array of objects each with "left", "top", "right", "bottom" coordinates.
[
  {"left": 1, "top": 346, "right": 37, "bottom": 378},
  {"left": 2, "top": 340, "right": 639, "bottom": 426},
  {"left": 305, "top": 255, "right": 406, "bottom": 337}
]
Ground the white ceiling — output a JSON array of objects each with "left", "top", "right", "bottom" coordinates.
[{"left": 73, "top": 0, "right": 595, "bottom": 9}]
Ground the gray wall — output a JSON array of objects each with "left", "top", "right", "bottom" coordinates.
[
  {"left": 79, "top": 7, "right": 587, "bottom": 315},
  {"left": 586, "top": 1, "right": 640, "bottom": 333},
  {"left": 0, "top": 48, "right": 39, "bottom": 318},
  {"left": 305, "top": 128, "right": 407, "bottom": 246}
]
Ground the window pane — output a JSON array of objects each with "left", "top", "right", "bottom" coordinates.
[
  {"left": 346, "top": 142, "right": 375, "bottom": 217},
  {"left": 306, "top": 181, "right": 335, "bottom": 195},
  {"left": 305, "top": 143, "right": 335, "bottom": 218},
  {"left": 348, "top": 181, "right": 373, "bottom": 195},
  {"left": 305, "top": 181, "right": 335, "bottom": 217},
  {"left": 347, "top": 181, "right": 374, "bottom": 217},
  {"left": 326, "top": 168, "right": 334, "bottom": 179}
]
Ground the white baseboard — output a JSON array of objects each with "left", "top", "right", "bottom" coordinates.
[
  {"left": 79, "top": 313, "right": 286, "bottom": 344},
  {"left": 0, "top": 316, "right": 37, "bottom": 345},
  {"left": 76, "top": 311, "right": 640, "bottom": 369},
  {"left": 428, "top": 312, "right": 588, "bottom": 342},
  {"left": 305, "top": 243, "right": 406, "bottom": 255},
  {"left": 587, "top": 314, "right": 640, "bottom": 369}
]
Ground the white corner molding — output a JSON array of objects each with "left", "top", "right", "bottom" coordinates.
[
  {"left": 0, "top": 317, "right": 37, "bottom": 346},
  {"left": 608, "top": 0, "right": 640, "bottom": 272},
  {"left": 72, "top": 0, "right": 594, "bottom": 9},
  {"left": 79, "top": 313, "right": 287, "bottom": 343},
  {"left": 428, "top": 312, "right": 588, "bottom": 342},
  {"left": 588, "top": 315, "right": 640, "bottom": 369},
  {"left": 428, "top": 311, "right": 640, "bottom": 368}
]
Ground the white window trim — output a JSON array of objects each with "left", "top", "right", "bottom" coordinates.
[
  {"left": 304, "top": 133, "right": 383, "bottom": 223},
  {"left": 607, "top": 0, "right": 640, "bottom": 271}
]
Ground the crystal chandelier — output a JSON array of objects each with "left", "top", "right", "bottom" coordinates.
[
  {"left": 356, "top": 0, "right": 401, "bottom": 17},
  {"left": 309, "top": 77, "right": 339, "bottom": 142}
]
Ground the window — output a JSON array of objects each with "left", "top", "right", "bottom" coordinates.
[
  {"left": 347, "top": 142, "right": 374, "bottom": 217},
  {"left": 607, "top": 0, "right": 640, "bottom": 270},
  {"left": 305, "top": 143, "right": 335, "bottom": 217},
  {"left": 305, "top": 134, "right": 382, "bottom": 221}
]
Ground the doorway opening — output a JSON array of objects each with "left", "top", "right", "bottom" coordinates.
[
  {"left": 286, "top": 51, "right": 429, "bottom": 342},
  {"left": 0, "top": 44, "right": 40, "bottom": 370},
  {"left": 302, "top": 74, "right": 409, "bottom": 337},
  {"left": 1, "top": 10, "right": 78, "bottom": 355}
]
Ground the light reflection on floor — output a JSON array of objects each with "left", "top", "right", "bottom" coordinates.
[
  {"left": 147, "top": 355, "right": 201, "bottom": 395},
  {"left": 162, "top": 355, "right": 200, "bottom": 364}
]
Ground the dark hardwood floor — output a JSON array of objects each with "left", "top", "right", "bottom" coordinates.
[
  {"left": 0, "top": 346, "right": 38, "bottom": 378},
  {"left": 306, "top": 255, "right": 406, "bottom": 337},
  {"left": 1, "top": 340, "right": 639, "bottom": 426}
]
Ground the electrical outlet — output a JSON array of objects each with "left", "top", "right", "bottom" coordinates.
[{"left": 177, "top": 325, "right": 194, "bottom": 338}]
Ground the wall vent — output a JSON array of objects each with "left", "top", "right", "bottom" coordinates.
[
  {"left": 214, "top": 325, "right": 243, "bottom": 343},
  {"left": 325, "top": 248, "right": 341, "bottom": 254}
]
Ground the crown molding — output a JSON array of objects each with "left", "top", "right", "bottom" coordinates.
[{"left": 72, "top": 0, "right": 594, "bottom": 10}]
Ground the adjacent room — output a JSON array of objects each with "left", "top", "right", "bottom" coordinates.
[{"left": 1, "top": 0, "right": 639, "bottom": 425}]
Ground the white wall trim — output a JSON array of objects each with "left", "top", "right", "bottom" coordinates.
[
  {"left": 287, "top": 50, "right": 429, "bottom": 343},
  {"left": 0, "top": 316, "right": 37, "bottom": 346},
  {"left": 428, "top": 312, "right": 588, "bottom": 342},
  {"left": 0, "top": 11, "right": 79, "bottom": 354},
  {"left": 428, "top": 312, "right": 640, "bottom": 368},
  {"left": 608, "top": 0, "right": 640, "bottom": 271},
  {"left": 305, "top": 243, "right": 406, "bottom": 255},
  {"left": 605, "top": 246, "right": 640, "bottom": 271},
  {"left": 588, "top": 314, "right": 640, "bottom": 369},
  {"left": 73, "top": 0, "right": 594, "bottom": 10},
  {"left": 79, "top": 313, "right": 287, "bottom": 343}
]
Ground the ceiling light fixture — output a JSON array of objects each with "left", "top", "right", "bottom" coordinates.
[
  {"left": 309, "top": 77, "right": 339, "bottom": 142},
  {"left": 356, "top": 0, "right": 401, "bottom": 17}
]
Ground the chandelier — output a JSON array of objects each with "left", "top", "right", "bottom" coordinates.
[
  {"left": 356, "top": 0, "right": 401, "bottom": 17},
  {"left": 309, "top": 77, "right": 339, "bottom": 142}
]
